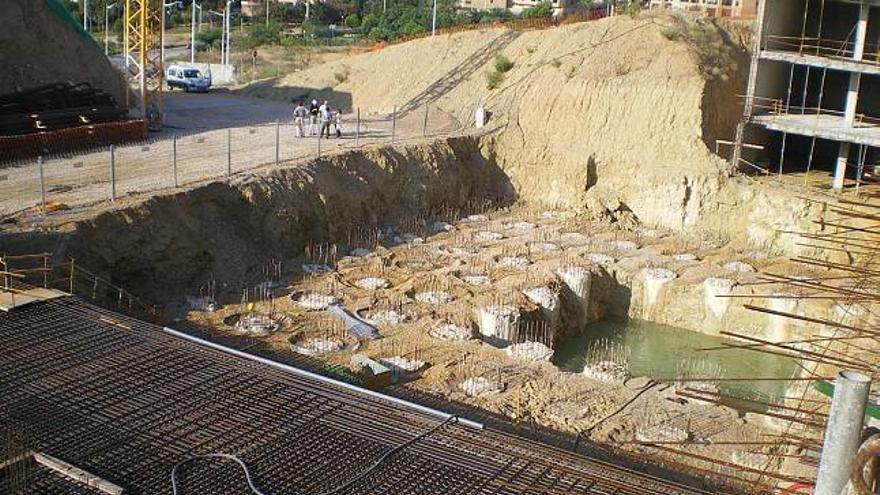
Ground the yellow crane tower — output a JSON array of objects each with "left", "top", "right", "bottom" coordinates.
[{"left": 124, "top": 0, "right": 164, "bottom": 130}]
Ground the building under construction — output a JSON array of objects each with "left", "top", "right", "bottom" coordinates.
[{"left": 734, "top": 0, "right": 880, "bottom": 189}]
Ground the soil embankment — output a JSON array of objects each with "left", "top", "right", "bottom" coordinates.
[
  {"left": 1, "top": 137, "right": 512, "bottom": 300},
  {"left": 0, "top": 0, "right": 127, "bottom": 104},
  {"left": 240, "top": 15, "right": 830, "bottom": 256}
]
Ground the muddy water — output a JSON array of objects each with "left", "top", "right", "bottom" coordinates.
[{"left": 553, "top": 319, "right": 800, "bottom": 409}]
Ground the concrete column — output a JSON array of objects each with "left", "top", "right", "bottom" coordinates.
[
  {"left": 854, "top": 3, "right": 869, "bottom": 61},
  {"left": 832, "top": 3, "right": 870, "bottom": 191},
  {"left": 844, "top": 72, "right": 862, "bottom": 125},
  {"left": 834, "top": 141, "right": 850, "bottom": 190},
  {"left": 814, "top": 371, "right": 871, "bottom": 495}
]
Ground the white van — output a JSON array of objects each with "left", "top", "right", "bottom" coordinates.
[{"left": 166, "top": 65, "right": 211, "bottom": 92}]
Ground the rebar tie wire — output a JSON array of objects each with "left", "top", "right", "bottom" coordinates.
[{"left": 170, "top": 415, "right": 459, "bottom": 495}]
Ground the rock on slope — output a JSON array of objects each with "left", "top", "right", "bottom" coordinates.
[{"left": 1, "top": 0, "right": 127, "bottom": 104}]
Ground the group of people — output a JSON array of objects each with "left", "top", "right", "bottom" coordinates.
[{"left": 292, "top": 99, "right": 343, "bottom": 139}]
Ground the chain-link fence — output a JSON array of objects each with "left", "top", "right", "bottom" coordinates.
[{"left": 1, "top": 105, "right": 466, "bottom": 216}]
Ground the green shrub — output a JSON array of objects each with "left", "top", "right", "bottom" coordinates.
[
  {"left": 661, "top": 27, "right": 681, "bottom": 41},
  {"left": 345, "top": 14, "right": 361, "bottom": 28},
  {"left": 551, "top": 58, "right": 561, "bottom": 68},
  {"left": 521, "top": 2, "right": 553, "bottom": 19},
  {"left": 361, "top": 13, "right": 378, "bottom": 30},
  {"left": 334, "top": 69, "right": 349, "bottom": 84},
  {"left": 486, "top": 70, "right": 503, "bottom": 90},
  {"left": 401, "top": 20, "right": 426, "bottom": 36},
  {"left": 243, "top": 21, "right": 282, "bottom": 49},
  {"left": 494, "top": 54, "right": 514, "bottom": 73},
  {"left": 196, "top": 27, "right": 222, "bottom": 50}
]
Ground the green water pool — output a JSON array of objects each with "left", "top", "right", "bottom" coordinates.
[{"left": 553, "top": 319, "right": 801, "bottom": 409}]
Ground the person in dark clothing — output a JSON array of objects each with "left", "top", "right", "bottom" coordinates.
[{"left": 308, "top": 99, "right": 320, "bottom": 135}]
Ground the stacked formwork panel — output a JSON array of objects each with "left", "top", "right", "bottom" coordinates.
[{"left": 733, "top": 0, "right": 880, "bottom": 189}]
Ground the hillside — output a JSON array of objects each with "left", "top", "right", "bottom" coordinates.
[{"left": 241, "top": 14, "right": 752, "bottom": 233}]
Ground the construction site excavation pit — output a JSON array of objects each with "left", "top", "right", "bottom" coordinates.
[
  {"left": 171, "top": 200, "right": 823, "bottom": 467},
  {"left": 10, "top": 13, "right": 880, "bottom": 491}
]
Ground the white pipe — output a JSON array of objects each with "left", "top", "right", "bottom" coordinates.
[
  {"left": 815, "top": 370, "right": 871, "bottom": 495},
  {"left": 162, "top": 326, "right": 484, "bottom": 430}
]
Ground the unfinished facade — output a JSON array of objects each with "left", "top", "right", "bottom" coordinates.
[
  {"left": 647, "top": 0, "right": 758, "bottom": 19},
  {"left": 733, "top": 0, "right": 880, "bottom": 189}
]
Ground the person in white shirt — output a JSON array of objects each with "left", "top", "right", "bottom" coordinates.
[
  {"left": 319, "top": 101, "right": 332, "bottom": 139},
  {"left": 292, "top": 100, "right": 308, "bottom": 138},
  {"left": 308, "top": 99, "right": 320, "bottom": 135},
  {"left": 334, "top": 111, "right": 343, "bottom": 138}
]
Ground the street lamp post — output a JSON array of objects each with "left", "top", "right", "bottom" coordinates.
[
  {"left": 225, "top": 0, "right": 232, "bottom": 66},
  {"left": 191, "top": 1, "right": 202, "bottom": 64},
  {"left": 105, "top": 3, "right": 117, "bottom": 56}
]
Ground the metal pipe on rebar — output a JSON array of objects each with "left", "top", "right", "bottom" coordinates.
[
  {"left": 226, "top": 128, "right": 232, "bottom": 177},
  {"left": 172, "top": 135, "right": 178, "bottom": 188},
  {"left": 815, "top": 370, "right": 871, "bottom": 495},
  {"left": 38, "top": 156, "right": 46, "bottom": 211},
  {"left": 161, "top": 326, "right": 484, "bottom": 430},
  {"left": 109, "top": 145, "right": 116, "bottom": 201}
]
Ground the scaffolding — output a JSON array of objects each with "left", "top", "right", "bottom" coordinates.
[{"left": 123, "top": 0, "right": 164, "bottom": 130}]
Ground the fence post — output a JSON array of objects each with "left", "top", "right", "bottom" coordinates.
[
  {"left": 275, "top": 119, "right": 280, "bottom": 166},
  {"left": 38, "top": 156, "right": 46, "bottom": 212},
  {"left": 391, "top": 106, "right": 397, "bottom": 144},
  {"left": 69, "top": 258, "right": 75, "bottom": 294},
  {"left": 172, "top": 135, "right": 179, "bottom": 188},
  {"left": 226, "top": 128, "right": 232, "bottom": 177},
  {"left": 356, "top": 108, "right": 360, "bottom": 147},
  {"left": 109, "top": 145, "right": 116, "bottom": 201},
  {"left": 423, "top": 103, "right": 429, "bottom": 137}
]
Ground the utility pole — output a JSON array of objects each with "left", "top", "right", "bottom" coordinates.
[
  {"left": 83, "top": 0, "right": 89, "bottom": 31},
  {"left": 191, "top": 1, "right": 199, "bottom": 64},
  {"left": 220, "top": 8, "right": 227, "bottom": 65},
  {"left": 431, "top": 0, "right": 437, "bottom": 36},
  {"left": 225, "top": 0, "right": 232, "bottom": 66},
  {"left": 266, "top": 0, "right": 270, "bottom": 27}
]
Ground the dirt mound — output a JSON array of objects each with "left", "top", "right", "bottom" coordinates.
[
  {"left": 240, "top": 14, "right": 754, "bottom": 234},
  {"left": 1, "top": 0, "right": 127, "bottom": 105}
]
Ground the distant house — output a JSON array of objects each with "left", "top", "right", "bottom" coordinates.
[
  {"left": 458, "top": 0, "right": 582, "bottom": 15},
  {"left": 241, "top": 0, "right": 322, "bottom": 17},
  {"left": 648, "top": 0, "right": 757, "bottom": 18}
]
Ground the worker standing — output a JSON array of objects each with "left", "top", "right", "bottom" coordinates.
[
  {"left": 308, "top": 99, "right": 320, "bottom": 135},
  {"left": 319, "top": 100, "right": 333, "bottom": 139},
  {"left": 292, "top": 100, "right": 308, "bottom": 138}
]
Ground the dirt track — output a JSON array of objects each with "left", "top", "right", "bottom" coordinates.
[{"left": 0, "top": 92, "right": 462, "bottom": 217}]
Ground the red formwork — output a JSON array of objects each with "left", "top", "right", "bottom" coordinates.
[{"left": 0, "top": 119, "right": 146, "bottom": 164}]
